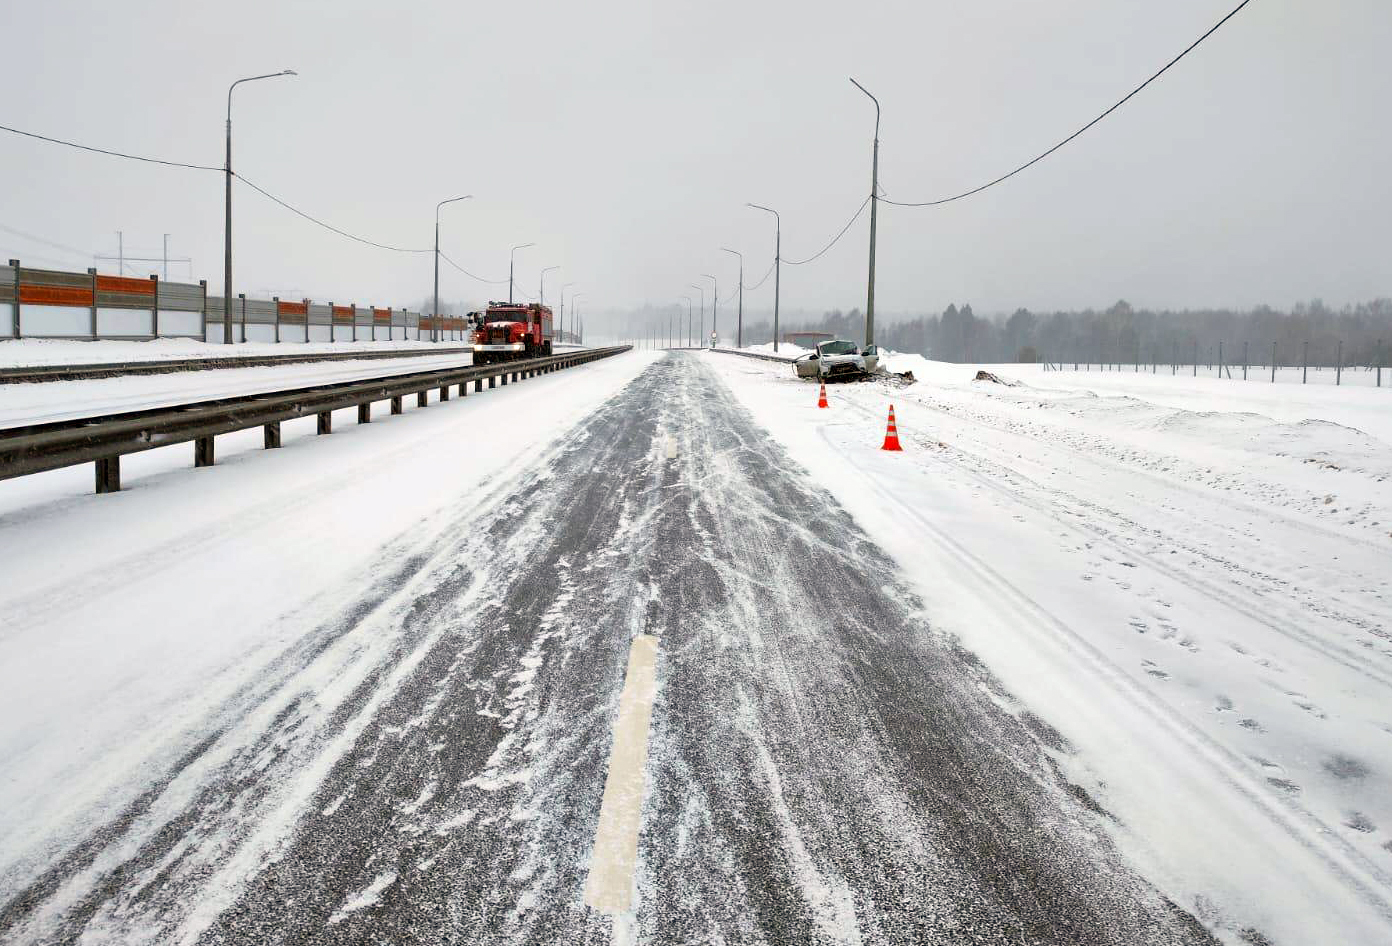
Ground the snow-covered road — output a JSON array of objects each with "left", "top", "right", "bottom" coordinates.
[
  {"left": 1, "top": 349, "right": 1387, "bottom": 944},
  {"left": 2, "top": 352, "right": 1223, "bottom": 945}
]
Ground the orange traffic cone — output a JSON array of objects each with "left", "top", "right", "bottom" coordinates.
[
  {"left": 817, "top": 382, "right": 829, "bottom": 409},
  {"left": 882, "top": 404, "right": 903, "bottom": 451}
]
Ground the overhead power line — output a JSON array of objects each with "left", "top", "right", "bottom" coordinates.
[
  {"left": 782, "top": 196, "right": 872, "bottom": 265},
  {"left": 234, "top": 174, "right": 432, "bottom": 253},
  {"left": 881, "top": 0, "right": 1255, "bottom": 207},
  {"left": 438, "top": 251, "right": 510, "bottom": 285},
  {"left": 0, "top": 121, "right": 220, "bottom": 171}
]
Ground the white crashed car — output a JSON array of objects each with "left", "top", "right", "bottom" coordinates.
[{"left": 793, "top": 339, "right": 880, "bottom": 381}]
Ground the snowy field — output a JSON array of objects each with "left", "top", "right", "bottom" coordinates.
[{"left": 709, "top": 348, "right": 1392, "bottom": 944}]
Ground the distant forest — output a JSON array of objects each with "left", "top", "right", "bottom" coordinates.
[{"left": 739, "top": 299, "right": 1392, "bottom": 367}]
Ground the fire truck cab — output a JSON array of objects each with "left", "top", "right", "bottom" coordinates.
[{"left": 471, "top": 302, "right": 553, "bottom": 365}]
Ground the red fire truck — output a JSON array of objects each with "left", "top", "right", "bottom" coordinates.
[{"left": 470, "top": 302, "right": 554, "bottom": 365}]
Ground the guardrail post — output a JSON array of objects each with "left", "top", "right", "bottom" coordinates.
[
  {"left": 458, "top": 381, "right": 467, "bottom": 398},
  {"left": 474, "top": 378, "right": 482, "bottom": 392},
  {"left": 89, "top": 268, "right": 98, "bottom": 339},
  {"left": 95, "top": 456, "right": 120, "bottom": 493},
  {"left": 500, "top": 372, "right": 507, "bottom": 386},
  {"left": 151, "top": 275, "right": 160, "bottom": 338},
  {"left": 417, "top": 391, "right": 427, "bottom": 408},
  {"left": 318, "top": 411, "right": 332, "bottom": 434},
  {"left": 489, "top": 376, "right": 496, "bottom": 389},
  {"left": 8, "top": 259, "right": 20, "bottom": 338},
  {"left": 391, "top": 395, "right": 403, "bottom": 415},
  {"left": 358, "top": 402, "right": 371, "bottom": 423},
  {"left": 264, "top": 422, "right": 281, "bottom": 448},
  {"left": 440, "top": 384, "right": 450, "bottom": 401},
  {"left": 194, "top": 436, "right": 215, "bottom": 467}
]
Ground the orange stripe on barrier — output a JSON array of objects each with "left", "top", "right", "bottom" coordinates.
[
  {"left": 278, "top": 300, "right": 308, "bottom": 316},
  {"left": 19, "top": 285, "right": 94, "bottom": 306},
  {"left": 331, "top": 305, "right": 353, "bottom": 322},
  {"left": 372, "top": 307, "right": 391, "bottom": 322},
  {"left": 95, "top": 275, "right": 155, "bottom": 295}
]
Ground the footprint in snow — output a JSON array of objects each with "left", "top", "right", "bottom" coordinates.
[
  {"left": 1215, "top": 695, "right": 1233, "bottom": 712},
  {"left": 1239, "top": 718, "right": 1263, "bottom": 732},
  {"left": 1267, "top": 777, "right": 1301, "bottom": 794},
  {"left": 1344, "top": 812, "right": 1377, "bottom": 833},
  {"left": 1142, "top": 660, "right": 1170, "bottom": 680}
]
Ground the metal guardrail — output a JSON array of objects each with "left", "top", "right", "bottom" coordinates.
[
  {"left": 0, "top": 346, "right": 630, "bottom": 495},
  {"left": 0, "top": 347, "right": 476, "bottom": 384}
]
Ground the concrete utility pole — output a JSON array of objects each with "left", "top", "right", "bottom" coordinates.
[
  {"left": 747, "top": 204, "right": 780, "bottom": 351},
  {"left": 850, "top": 78, "right": 880, "bottom": 349},
  {"left": 434, "top": 195, "right": 471, "bottom": 343},
  {"left": 509, "top": 242, "right": 535, "bottom": 304},
  {"left": 689, "top": 284, "right": 704, "bottom": 349},
  {"left": 680, "top": 296, "right": 693, "bottom": 347},
  {"left": 701, "top": 274, "right": 717, "bottom": 348},
  {"left": 721, "top": 247, "right": 743, "bottom": 348},
  {"left": 225, "top": 70, "right": 296, "bottom": 344}
]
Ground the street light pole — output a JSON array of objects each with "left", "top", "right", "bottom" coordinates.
[
  {"left": 721, "top": 248, "right": 743, "bottom": 348},
  {"left": 689, "top": 285, "right": 704, "bottom": 349},
  {"left": 680, "top": 295, "right": 692, "bottom": 347},
  {"left": 569, "top": 292, "right": 584, "bottom": 346},
  {"left": 701, "top": 274, "right": 717, "bottom": 348},
  {"left": 559, "top": 282, "right": 575, "bottom": 343},
  {"left": 850, "top": 78, "right": 880, "bottom": 349},
  {"left": 509, "top": 242, "right": 535, "bottom": 304},
  {"left": 225, "top": 69, "right": 296, "bottom": 345},
  {"left": 747, "top": 204, "right": 780, "bottom": 351},
  {"left": 433, "top": 195, "right": 471, "bottom": 344},
  {"left": 539, "top": 266, "right": 559, "bottom": 307}
]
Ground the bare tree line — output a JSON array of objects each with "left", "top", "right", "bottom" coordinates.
[{"left": 734, "top": 298, "right": 1392, "bottom": 368}]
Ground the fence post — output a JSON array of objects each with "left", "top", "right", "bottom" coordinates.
[
  {"left": 89, "top": 267, "right": 98, "bottom": 339},
  {"left": 150, "top": 274, "right": 159, "bottom": 338},
  {"left": 1336, "top": 340, "right": 1342, "bottom": 386},
  {"left": 1242, "top": 341, "right": 1248, "bottom": 380},
  {"left": 304, "top": 298, "right": 312, "bottom": 343},
  {"left": 352, "top": 303, "right": 357, "bottom": 343},
  {"left": 1218, "top": 341, "right": 1224, "bottom": 379},
  {"left": 9, "top": 259, "right": 19, "bottom": 338},
  {"left": 1302, "top": 341, "right": 1308, "bottom": 384},
  {"left": 1192, "top": 340, "right": 1197, "bottom": 377},
  {"left": 199, "top": 279, "right": 207, "bottom": 342},
  {"left": 1379, "top": 339, "right": 1384, "bottom": 388},
  {"left": 273, "top": 296, "right": 281, "bottom": 343},
  {"left": 238, "top": 293, "right": 247, "bottom": 344},
  {"left": 1272, "top": 342, "right": 1277, "bottom": 383}
]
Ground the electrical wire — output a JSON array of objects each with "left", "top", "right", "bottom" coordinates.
[
  {"left": 880, "top": 0, "right": 1255, "bottom": 207},
  {"left": 235, "top": 174, "right": 433, "bottom": 253},
  {"left": 0, "top": 121, "right": 220, "bottom": 171},
  {"left": 438, "top": 251, "right": 511, "bottom": 284},
  {"left": 0, "top": 224, "right": 95, "bottom": 263},
  {"left": 743, "top": 258, "right": 777, "bottom": 292},
  {"left": 782, "top": 196, "right": 871, "bottom": 265}
]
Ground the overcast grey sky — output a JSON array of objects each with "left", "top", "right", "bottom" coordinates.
[{"left": 1, "top": 0, "right": 1387, "bottom": 327}]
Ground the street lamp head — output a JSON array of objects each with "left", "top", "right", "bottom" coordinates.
[
  {"left": 512, "top": 242, "right": 536, "bottom": 252},
  {"left": 701, "top": 273, "right": 716, "bottom": 281},
  {"left": 282, "top": 69, "right": 298, "bottom": 76},
  {"left": 721, "top": 247, "right": 741, "bottom": 257}
]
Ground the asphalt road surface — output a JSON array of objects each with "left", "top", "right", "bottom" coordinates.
[{"left": 0, "top": 353, "right": 1218, "bottom": 945}]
